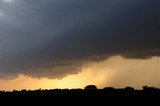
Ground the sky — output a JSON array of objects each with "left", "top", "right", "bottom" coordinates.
[{"left": 0, "top": 0, "right": 160, "bottom": 90}]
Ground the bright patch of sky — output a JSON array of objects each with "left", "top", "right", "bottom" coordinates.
[{"left": 3, "top": 0, "right": 14, "bottom": 3}]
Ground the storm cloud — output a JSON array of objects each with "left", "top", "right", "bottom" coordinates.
[{"left": 0, "top": 0, "right": 160, "bottom": 79}]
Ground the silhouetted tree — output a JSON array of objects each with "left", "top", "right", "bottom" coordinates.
[
  {"left": 124, "top": 86, "right": 134, "bottom": 92},
  {"left": 142, "top": 86, "right": 159, "bottom": 92},
  {"left": 84, "top": 85, "right": 97, "bottom": 90},
  {"left": 142, "top": 86, "right": 149, "bottom": 90}
]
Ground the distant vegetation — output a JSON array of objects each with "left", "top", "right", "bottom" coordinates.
[
  {"left": 84, "top": 85, "right": 97, "bottom": 89},
  {"left": 0, "top": 85, "right": 160, "bottom": 106},
  {"left": 3, "top": 85, "right": 160, "bottom": 92}
]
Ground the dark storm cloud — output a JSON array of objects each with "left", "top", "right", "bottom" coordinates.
[{"left": 0, "top": 0, "right": 160, "bottom": 79}]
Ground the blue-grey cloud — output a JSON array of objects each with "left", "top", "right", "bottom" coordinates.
[{"left": 0, "top": 0, "right": 160, "bottom": 79}]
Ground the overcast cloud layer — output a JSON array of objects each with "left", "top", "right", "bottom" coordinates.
[{"left": 0, "top": 0, "right": 160, "bottom": 79}]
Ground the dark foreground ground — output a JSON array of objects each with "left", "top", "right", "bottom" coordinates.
[{"left": 1, "top": 87, "right": 160, "bottom": 106}]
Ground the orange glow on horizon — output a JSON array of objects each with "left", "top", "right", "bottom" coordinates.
[
  {"left": 0, "top": 68, "right": 109, "bottom": 91},
  {"left": 0, "top": 56, "right": 160, "bottom": 91}
]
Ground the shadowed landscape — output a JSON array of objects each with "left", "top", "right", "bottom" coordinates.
[
  {"left": 0, "top": 0, "right": 160, "bottom": 105},
  {"left": 1, "top": 85, "right": 160, "bottom": 106}
]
